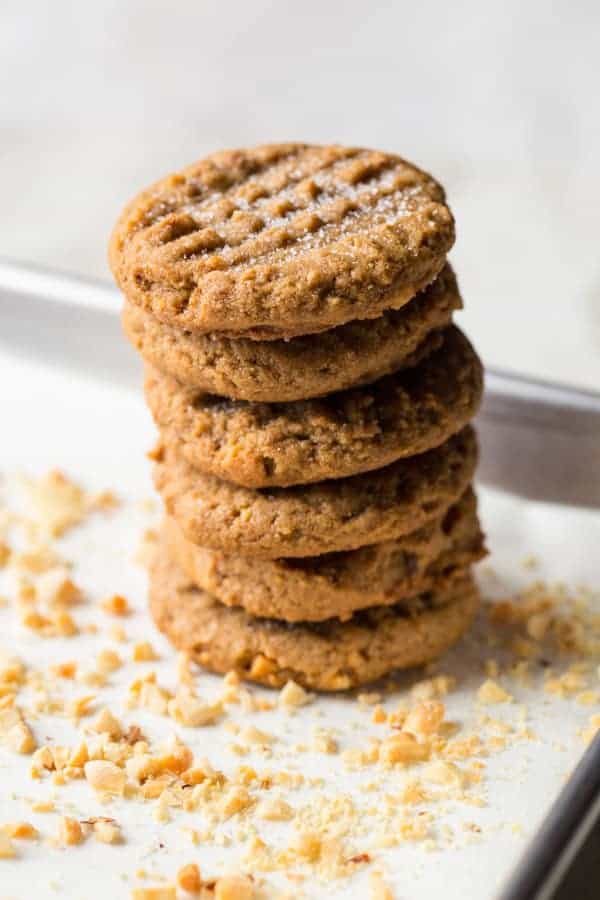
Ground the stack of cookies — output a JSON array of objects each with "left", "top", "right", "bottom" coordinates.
[{"left": 110, "top": 143, "right": 485, "bottom": 691}]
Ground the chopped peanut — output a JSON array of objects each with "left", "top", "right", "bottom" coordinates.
[
  {"left": 372, "top": 705, "right": 387, "bottom": 724},
  {"left": 424, "top": 760, "right": 464, "bottom": 787},
  {"left": 131, "top": 888, "right": 176, "bottom": 900},
  {"left": 370, "top": 870, "right": 394, "bottom": 900},
  {"left": 58, "top": 816, "right": 84, "bottom": 846},
  {"left": 279, "top": 680, "right": 312, "bottom": 708},
  {"left": 214, "top": 875, "right": 254, "bottom": 900},
  {"left": 37, "top": 570, "right": 82, "bottom": 607},
  {"left": 477, "top": 679, "right": 513, "bottom": 704},
  {"left": 93, "top": 819, "right": 122, "bottom": 844},
  {"left": 3, "top": 822, "right": 37, "bottom": 840},
  {"left": 0, "top": 542, "right": 10, "bottom": 568},
  {"left": 1, "top": 707, "right": 36, "bottom": 754},
  {"left": 90, "top": 708, "right": 122, "bottom": 739},
  {"left": 0, "top": 831, "right": 16, "bottom": 858},
  {"left": 102, "top": 594, "right": 130, "bottom": 616},
  {"left": 133, "top": 641, "right": 158, "bottom": 662},
  {"left": 177, "top": 863, "right": 202, "bottom": 893},
  {"left": 96, "top": 649, "right": 123, "bottom": 674},
  {"left": 257, "top": 797, "right": 293, "bottom": 821},
  {"left": 403, "top": 701, "right": 445, "bottom": 736},
  {"left": 26, "top": 470, "right": 87, "bottom": 536},
  {"left": 51, "top": 661, "right": 77, "bottom": 679},
  {"left": 168, "top": 691, "right": 223, "bottom": 727},
  {"left": 67, "top": 695, "right": 95, "bottom": 720},
  {"left": 84, "top": 760, "right": 126, "bottom": 796},
  {"left": 220, "top": 786, "right": 252, "bottom": 819},
  {"left": 379, "top": 733, "right": 430, "bottom": 766},
  {"left": 30, "top": 800, "right": 54, "bottom": 813}
]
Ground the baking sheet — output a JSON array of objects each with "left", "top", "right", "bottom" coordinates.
[{"left": 1, "top": 333, "right": 599, "bottom": 900}]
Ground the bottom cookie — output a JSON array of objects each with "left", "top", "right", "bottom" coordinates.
[{"left": 149, "top": 542, "right": 480, "bottom": 691}]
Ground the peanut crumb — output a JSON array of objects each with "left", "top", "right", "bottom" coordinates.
[
  {"left": 477, "top": 679, "right": 513, "bottom": 705},
  {"left": 357, "top": 692, "right": 382, "bottom": 706},
  {"left": 96, "top": 649, "right": 123, "bottom": 674},
  {"left": 0, "top": 830, "right": 16, "bottom": 858},
  {"left": 30, "top": 799, "right": 54, "bottom": 813},
  {"left": 379, "top": 732, "right": 430, "bottom": 766},
  {"left": 109, "top": 624, "right": 128, "bottom": 643},
  {"left": 58, "top": 816, "right": 84, "bottom": 846},
  {"left": 0, "top": 542, "right": 10, "bottom": 568},
  {"left": 133, "top": 641, "right": 158, "bottom": 662},
  {"left": 90, "top": 707, "right": 123, "bottom": 739},
  {"left": 102, "top": 594, "right": 130, "bottom": 616},
  {"left": 279, "top": 680, "right": 312, "bottom": 708},
  {"left": 372, "top": 705, "right": 387, "bottom": 724},
  {"left": 214, "top": 876, "right": 254, "bottom": 900},
  {"left": 176, "top": 863, "right": 202, "bottom": 893},
  {"left": 67, "top": 694, "right": 96, "bottom": 720},
  {"left": 168, "top": 691, "right": 223, "bottom": 727},
  {"left": 370, "top": 870, "right": 394, "bottom": 900},
  {"left": 3, "top": 821, "right": 38, "bottom": 840},
  {"left": 84, "top": 760, "right": 126, "bottom": 796},
  {"left": 312, "top": 729, "right": 338, "bottom": 754},
  {"left": 93, "top": 818, "right": 122, "bottom": 843},
  {"left": 37, "top": 570, "right": 82, "bottom": 607},
  {"left": 403, "top": 701, "right": 445, "bottom": 736},
  {"left": 131, "top": 888, "right": 176, "bottom": 900},
  {"left": 257, "top": 797, "right": 293, "bottom": 821}
]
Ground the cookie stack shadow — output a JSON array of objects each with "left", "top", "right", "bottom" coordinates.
[{"left": 110, "top": 143, "right": 486, "bottom": 691}]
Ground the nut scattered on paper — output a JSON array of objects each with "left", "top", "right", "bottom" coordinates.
[{"left": 1, "top": 469, "right": 599, "bottom": 897}]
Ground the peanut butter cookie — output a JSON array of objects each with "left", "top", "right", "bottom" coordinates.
[
  {"left": 164, "top": 487, "right": 485, "bottom": 622},
  {"left": 146, "top": 326, "right": 483, "bottom": 488},
  {"left": 122, "top": 264, "right": 461, "bottom": 402},
  {"left": 110, "top": 143, "right": 454, "bottom": 339},
  {"left": 152, "top": 427, "right": 477, "bottom": 558},
  {"left": 149, "top": 543, "right": 480, "bottom": 691}
]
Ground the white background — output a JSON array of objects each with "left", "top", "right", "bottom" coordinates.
[{"left": 1, "top": 0, "right": 599, "bottom": 387}]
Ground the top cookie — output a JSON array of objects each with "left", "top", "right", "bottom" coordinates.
[{"left": 110, "top": 143, "right": 455, "bottom": 339}]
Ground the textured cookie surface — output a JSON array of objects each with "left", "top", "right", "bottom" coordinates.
[
  {"left": 110, "top": 143, "right": 455, "bottom": 339},
  {"left": 153, "top": 426, "right": 477, "bottom": 558},
  {"left": 150, "top": 544, "right": 480, "bottom": 691},
  {"left": 147, "top": 326, "right": 483, "bottom": 488},
  {"left": 123, "top": 263, "right": 461, "bottom": 402},
  {"left": 165, "top": 487, "right": 485, "bottom": 622}
]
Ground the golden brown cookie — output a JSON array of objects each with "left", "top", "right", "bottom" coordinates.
[
  {"left": 110, "top": 143, "right": 454, "bottom": 339},
  {"left": 164, "top": 487, "right": 485, "bottom": 622},
  {"left": 122, "top": 264, "right": 462, "bottom": 402},
  {"left": 149, "top": 543, "right": 480, "bottom": 691},
  {"left": 152, "top": 426, "right": 477, "bottom": 559},
  {"left": 146, "top": 326, "right": 483, "bottom": 488}
]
